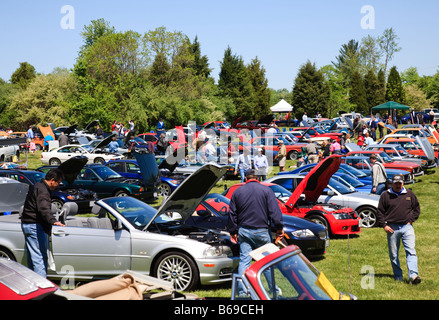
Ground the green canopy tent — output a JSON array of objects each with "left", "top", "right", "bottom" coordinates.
[{"left": 371, "top": 101, "right": 411, "bottom": 112}]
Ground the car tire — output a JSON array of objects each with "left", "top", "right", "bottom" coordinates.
[
  {"left": 288, "top": 151, "right": 300, "bottom": 160},
  {"left": 157, "top": 182, "right": 172, "bottom": 197},
  {"left": 94, "top": 157, "right": 105, "bottom": 164},
  {"left": 52, "top": 199, "right": 64, "bottom": 214},
  {"left": 357, "top": 206, "right": 377, "bottom": 228},
  {"left": 152, "top": 251, "right": 199, "bottom": 292},
  {"left": 49, "top": 158, "right": 61, "bottom": 166},
  {"left": 114, "top": 189, "right": 130, "bottom": 197},
  {"left": 307, "top": 214, "right": 329, "bottom": 230},
  {"left": 0, "top": 246, "right": 15, "bottom": 260}
]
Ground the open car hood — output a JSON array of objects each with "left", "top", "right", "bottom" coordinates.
[
  {"left": 133, "top": 149, "right": 159, "bottom": 189},
  {"left": 256, "top": 114, "right": 274, "bottom": 126},
  {"left": 146, "top": 164, "right": 228, "bottom": 228},
  {"left": 64, "top": 124, "right": 79, "bottom": 136},
  {"left": 38, "top": 125, "right": 55, "bottom": 139},
  {"left": 0, "top": 178, "right": 29, "bottom": 212},
  {"left": 285, "top": 155, "right": 341, "bottom": 206},
  {"left": 83, "top": 120, "right": 99, "bottom": 131},
  {"left": 58, "top": 156, "right": 88, "bottom": 185},
  {"left": 416, "top": 136, "right": 435, "bottom": 160},
  {"left": 92, "top": 133, "right": 116, "bottom": 153}
]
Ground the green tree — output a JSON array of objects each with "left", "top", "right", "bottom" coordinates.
[
  {"left": 379, "top": 28, "right": 402, "bottom": 75},
  {"left": 292, "top": 61, "right": 330, "bottom": 118},
  {"left": 9, "top": 69, "right": 77, "bottom": 130},
  {"left": 190, "top": 36, "right": 211, "bottom": 78},
  {"left": 320, "top": 64, "right": 353, "bottom": 117},
  {"left": 363, "top": 69, "right": 381, "bottom": 110},
  {"left": 79, "top": 18, "right": 115, "bottom": 54},
  {"left": 332, "top": 40, "right": 362, "bottom": 86},
  {"left": 10, "top": 62, "right": 36, "bottom": 89},
  {"left": 350, "top": 71, "right": 368, "bottom": 114},
  {"left": 247, "top": 57, "right": 270, "bottom": 119},
  {"left": 376, "top": 69, "right": 386, "bottom": 105},
  {"left": 218, "top": 47, "right": 255, "bottom": 119},
  {"left": 385, "top": 66, "right": 405, "bottom": 104}
]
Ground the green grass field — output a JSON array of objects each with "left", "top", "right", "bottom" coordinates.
[{"left": 21, "top": 150, "right": 439, "bottom": 300}]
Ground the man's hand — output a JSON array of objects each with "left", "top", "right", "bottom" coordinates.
[
  {"left": 384, "top": 225, "right": 394, "bottom": 234},
  {"left": 230, "top": 234, "right": 238, "bottom": 244},
  {"left": 53, "top": 221, "right": 65, "bottom": 227}
]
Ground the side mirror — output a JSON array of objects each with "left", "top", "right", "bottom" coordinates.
[
  {"left": 114, "top": 219, "right": 123, "bottom": 230},
  {"left": 196, "top": 210, "right": 210, "bottom": 217}
]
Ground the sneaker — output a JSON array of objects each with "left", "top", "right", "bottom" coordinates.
[{"left": 409, "top": 275, "right": 421, "bottom": 285}]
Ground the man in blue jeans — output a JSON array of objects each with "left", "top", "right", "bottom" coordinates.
[
  {"left": 228, "top": 169, "right": 284, "bottom": 295},
  {"left": 377, "top": 174, "right": 421, "bottom": 284},
  {"left": 21, "top": 169, "right": 65, "bottom": 278}
]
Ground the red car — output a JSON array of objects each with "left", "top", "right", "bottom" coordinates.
[
  {"left": 231, "top": 244, "right": 356, "bottom": 300},
  {"left": 250, "top": 136, "right": 307, "bottom": 160},
  {"left": 292, "top": 127, "right": 342, "bottom": 143},
  {"left": 346, "top": 150, "right": 424, "bottom": 176},
  {"left": 231, "top": 115, "right": 274, "bottom": 133},
  {"left": 223, "top": 155, "right": 361, "bottom": 236}
]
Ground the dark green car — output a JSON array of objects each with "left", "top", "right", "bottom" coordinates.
[{"left": 38, "top": 153, "right": 159, "bottom": 203}]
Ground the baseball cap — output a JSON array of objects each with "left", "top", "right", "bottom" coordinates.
[{"left": 392, "top": 175, "right": 404, "bottom": 183}]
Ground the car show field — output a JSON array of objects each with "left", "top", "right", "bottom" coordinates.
[{"left": 2, "top": 145, "right": 438, "bottom": 300}]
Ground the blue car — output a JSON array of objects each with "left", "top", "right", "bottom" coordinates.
[
  {"left": 105, "top": 159, "right": 187, "bottom": 197},
  {"left": 186, "top": 193, "right": 329, "bottom": 258},
  {"left": 332, "top": 172, "right": 372, "bottom": 193},
  {"left": 286, "top": 163, "right": 373, "bottom": 185}
]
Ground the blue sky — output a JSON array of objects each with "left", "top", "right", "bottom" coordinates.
[{"left": 1, "top": 0, "right": 438, "bottom": 90}]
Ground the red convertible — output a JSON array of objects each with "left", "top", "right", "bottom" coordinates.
[
  {"left": 223, "top": 155, "right": 361, "bottom": 237},
  {"left": 231, "top": 243, "right": 356, "bottom": 300}
]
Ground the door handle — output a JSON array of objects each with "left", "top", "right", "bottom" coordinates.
[{"left": 53, "top": 230, "right": 67, "bottom": 236}]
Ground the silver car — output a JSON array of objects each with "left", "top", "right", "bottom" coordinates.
[
  {"left": 265, "top": 174, "right": 381, "bottom": 228},
  {"left": 0, "top": 164, "right": 238, "bottom": 291}
]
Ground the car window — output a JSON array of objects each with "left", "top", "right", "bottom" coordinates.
[
  {"left": 78, "top": 168, "right": 98, "bottom": 181},
  {"left": 127, "top": 163, "right": 140, "bottom": 173},
  {"left": 108, "top": 162, "right": 124, "bottom": 172}
]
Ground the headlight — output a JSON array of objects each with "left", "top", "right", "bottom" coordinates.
[
  {"left": 170, "top": 179, "right": 182, "bottom": 185},
  {"left": 291, "top": 229, "right": 315, "bottom": 238},
  {"left": 67, "top": 195, "right": 80, "bottom": 200},
  {"left": 333, "top": 213, "right": 353, "bottom": 220},
  {"left": 203, "top": 246, "right": 224, "bottom": 257}
]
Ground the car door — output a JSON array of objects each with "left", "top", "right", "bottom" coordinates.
[{"left": 50, "top": 214, "right": 131, "bottom": 278}]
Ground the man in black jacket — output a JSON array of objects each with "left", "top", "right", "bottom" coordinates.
[
  {"left": 21, "top": 169, "right": 65, "bottom": 278},
  {"left": 228, "top": 169, "right": 283, "bottom": 295},
  {"left": 376, "top": 174, "right": 421, "bottom": 284}
]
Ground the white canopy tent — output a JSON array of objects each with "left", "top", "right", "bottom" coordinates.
[{"left": 270, "top": 99, "right": 293, "bottom": 113}]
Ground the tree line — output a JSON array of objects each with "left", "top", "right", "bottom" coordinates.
[{"left": 1, "top": 20, "right": 438, "bottom": 132}]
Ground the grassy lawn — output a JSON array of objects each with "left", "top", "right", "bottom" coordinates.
[{"left": 22, "top": 150, "right": 439, "bottom": 300}]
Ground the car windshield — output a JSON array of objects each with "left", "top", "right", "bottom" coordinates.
[
  {"left": 253, "top": 250, "right": 331, "bottom": 300},
  {"left": 394, "top": 145, "right": 410, "bottom": 156},
  {"left": 328, "top": 178, "right": 354, "bottom": 194},
  {"left": 202, "top": 193, "right": 230, "bottom": 216},
  {"left": 101, "top": 197, "right": 172, "bottom": 229},
  {"left": 340, "top": 164, "right": 368, "bottom": 178},
  {"left": 268, "top": 184, "right": 292, "bottom": 199},
  {"left": 335, "top": 174, "right": 364, "bottom": 188},
  {"left": 377, "top": 152, "right": 393, "bottom": 163},
  {"left": 93, "top": 166, "right": 122, "bottom": 180},
  {"left": 23, "top": 171, "right": 46, "bottom": 184}
]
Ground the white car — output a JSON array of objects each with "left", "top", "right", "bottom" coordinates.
[{"left": 41, "top": 134, "right": 123, "bottom": 165}]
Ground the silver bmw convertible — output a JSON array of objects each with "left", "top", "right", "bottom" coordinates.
[{"left": 0, "top": 163, "right": 238, "bottom": 292}]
